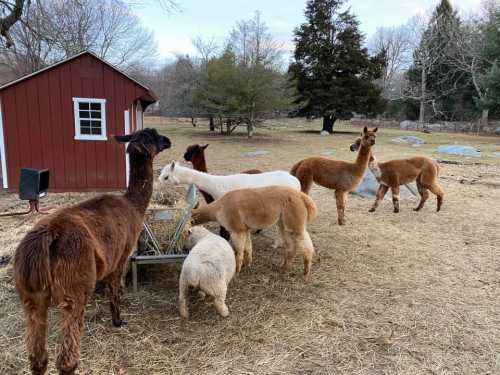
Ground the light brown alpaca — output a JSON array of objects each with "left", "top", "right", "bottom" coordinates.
[
  {"left": 191, "top": 186, "right": 317, "bottom": 280},
  {"left": 290, "top": 127, "right": 377, "bottom": 225},
  {"left": 14, "top": 128, "right": 171, "bottom": 375},
  {"left": 350, "top": 138, "right": 444, "bottom": 213}
]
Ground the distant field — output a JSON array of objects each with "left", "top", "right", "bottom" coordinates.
[{"left": 1, "top": 117, "right": 499, "bottom": 374}]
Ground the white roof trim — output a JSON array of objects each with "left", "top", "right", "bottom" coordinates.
[{"left": 0, "top": 51, "right": 154, "bottom": 96}]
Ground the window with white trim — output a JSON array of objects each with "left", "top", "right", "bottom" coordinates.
[{"left": 73, "top": 98, "right": 107, "bottom": 140}]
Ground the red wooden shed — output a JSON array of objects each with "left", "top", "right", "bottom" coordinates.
[{"left": 0, "top": 51, "right": 157, "bottom": 192}]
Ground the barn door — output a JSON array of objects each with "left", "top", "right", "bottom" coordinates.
[
  {"left": 124, "top": 109, "right": 130, "bottom": 187},
  {"left": 135, "top": 101, "right": 143, "bottom": 130},
  {"left": 0, "top": 100, "right": 7, "bottom": 189}
]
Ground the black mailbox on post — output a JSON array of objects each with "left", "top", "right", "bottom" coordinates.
[{"left": 19, "top": 168, "right": 50, "bottom": 200}]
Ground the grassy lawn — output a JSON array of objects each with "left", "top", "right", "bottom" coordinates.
[{"left": 1, "top": 117, "right": 499, "bottom": 374}]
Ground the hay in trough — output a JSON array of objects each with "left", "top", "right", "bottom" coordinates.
[{"left": 138, "top": 183, "right": 192, "bottom": 255}]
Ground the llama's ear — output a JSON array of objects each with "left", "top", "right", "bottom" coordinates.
[
  {"left": 170, "top": 161, "right": 176, "bottom": 171},
  {"left": 114, "top": 134, "right": 132, "bottom": 143},
  {"left": 202, "top": 144, "right": 209, "bottom": 150},
  {"left": 373, "top": 127, "right": 378, "bottom": 133},
  {"left": 126, "top": 142, "right": 150, "bottom": 155},
  {"left": 363, "top": 126, "right": 368, "bottom": 134}
]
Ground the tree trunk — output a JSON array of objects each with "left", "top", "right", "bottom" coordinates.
[
  {"left": 419, "top": 69, "right": 426, "bottom": 124},
  {"left": 481, "top": 109, "right": 489, "bottom": 125},
  {"left": 322, "top": 115, "right": 336, "bottom": 134},
  {"left": 209, "top": 116, "right": 215, "bottom": 131},
  {"left": 191, "top": 116, "right": 196, "bottom": 127},
  {"left": 247, "top": 122, "right": 254, "bottom": 138}
]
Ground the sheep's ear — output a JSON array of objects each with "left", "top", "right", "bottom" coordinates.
[
  {"left": 202, "top": 144, "right": 209, "bottom": 150},
  {"left": 373, "top": 127, "right": 378, "bottom": 133},
  {"left": 114, "top": 134, "right": 132, "bottom": 143},
  {"left": 363, "top": 126, "right": 368, "bottom": 134}
]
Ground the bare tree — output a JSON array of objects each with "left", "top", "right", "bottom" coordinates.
[
  {"left": 369, "top": 24, "right": 413, "bottom": 99},
  {"left": 0, "top": 0, "right": 26, "bottom": 47},
  {"left": 0, "top": 0, "right": 159, "bottom": 79}
]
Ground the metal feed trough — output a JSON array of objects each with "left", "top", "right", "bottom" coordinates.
[{"left": 129, "top": 184, "right": 197, "bottom": 292}]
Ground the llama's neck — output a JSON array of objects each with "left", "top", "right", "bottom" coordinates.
[
  {"left": 125, "top": 154, "right": 154, "bottom": 215},
  {"left": 191, "top": 203, "right": 216, "bottom": 225},
  {"left": 367, "top": 153, "right": 382, "bottom": 180},
  {"left": 176, "top": 167, "right": 218, "bottom": 197},
  {"left": 354, "top": 144, "right": 372, "bottom": 174},
  {"left": 191, "top": 153, "right": 208, "bottom": 173}
]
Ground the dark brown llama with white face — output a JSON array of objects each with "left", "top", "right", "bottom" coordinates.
[
  {"left": 290, "top": 127, "right": 377, "bottom": 225},
  {"left": 14, "top": 128, "right": 171, "bottom": 375}
]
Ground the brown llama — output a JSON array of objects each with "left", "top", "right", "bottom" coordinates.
[
  {"left": 14, "top": 128, "right": 171, "bottom": 375},
  {"left": 191, "top": 186, "right": 317, "bottom": 280},
  {"left": 350, "top": 138, "right": 444, "bottom": 213},
  {"left": 184, "top": 143, "right": 262, "bottom": 240},
  {"left": 290, "top": 127, "right": 377, "bottom": 225}
]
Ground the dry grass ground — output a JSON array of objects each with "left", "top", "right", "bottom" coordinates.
[{"left": 1, "top": 118, "right": 499, "bottom": 374}]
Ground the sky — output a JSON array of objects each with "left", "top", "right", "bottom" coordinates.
[{"left": 134, "top": 0, "right": 484, "bottom": 63}]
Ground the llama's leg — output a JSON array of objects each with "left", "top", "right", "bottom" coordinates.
[
  {"left": 22, "top": 292, "right": 50, "bottom": 375},
  {"left": 414, "top": 180, "right": 429, "bottom": 211},
  {"left": 369, "top": 184, "right": 389, "bottom": 212},
  {"left": 428, "top": 182, "right": 444, "bottom": 212},
  {"left": 301, "top": 231, "right": 315, "bottom": 281},
  {"left": 231, "top": 232, "right": 247, "bottom": 273},
  {"left": 243, "top": 231, "right": 253, "bottom": 267},
  {"left": 179, "top": 276, "right": 190, "bottom": 319},
  {"left": 391, "top": 186, "right": 400, "bottom": 213},
  {"left": 55, "top": 293, "right": 88, "bottom": 375},
  {"left": 212, "top": 282, "right": 229, "bottom": 317},
  {"left": 219, "top": 226, "right": 231, "bottom": 241},
  {"left": 104, "top": 271, "right": 126, "bottom": 327},
  {"left": 273, "top": 219, "right": 286, "bottom": 250},
  {"left": 335, "top": 190, "right": 347, "bottom": 225},
  {"left": 296, "top": 169, "right": 313, "bottom": 194},
  {"left": 280, "top": 232, "right": 297, "bottom": 272}
]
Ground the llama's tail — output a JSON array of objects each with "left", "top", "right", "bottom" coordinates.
[
  {"left": 290, "top": 160, "right": 303, "bottom": 177},
  {"left": 14, "top": 225, "right": 54, "bottom": 293},
  {"left": 300, "top": 193, "right": 317, "bottom": 224},
  {"left": 433, "top": 159, "right": 441, "bottom": 176}
]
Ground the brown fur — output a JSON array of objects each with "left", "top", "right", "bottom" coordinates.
[
  {"left": 350, "top": 138, "right": 444, "bottom": 213},
  {"left": 290, "top": 127, "right": 378, "bottom": 225},
  {"left": 14, "top": 128, "right": 171, "bottom": 375},
  {"left": 184, "top": 144, "right": 262, "bottom": 240},
  {"left": 191, "top": 186, "right": 317, "bottom": 280}
]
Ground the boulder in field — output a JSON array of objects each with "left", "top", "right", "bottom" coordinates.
[{"left": 436, "top": 145, "right": 481, "bottom": 157}]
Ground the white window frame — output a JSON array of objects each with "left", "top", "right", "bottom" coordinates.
[{"left": 73, "top": 97, "right": 107, "bottom": 141}]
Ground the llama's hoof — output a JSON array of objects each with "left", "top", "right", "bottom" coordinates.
[
  {"left": 393, "top": 209, "right": 399, "bottom": 213},
  {"left": 58, "top": 363, "right": 78, "bottom": 375},
  {"left": 338, "top": 220, "right": 346, "bottom": 226},
  {"left": 413, "top": 207, "right": 420, "bottom": 212},
  {"left": 113, "top": 319, "right": 127, "bottom": 327},
  {"left": 368, "top": 208, "right": 376, "bottom": 212},
  {"left": 218, "top": 306, "right": 229, "bottom": 317}
]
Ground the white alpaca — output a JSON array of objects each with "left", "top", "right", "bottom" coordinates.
[
  {"left": 179, "top": 226, "right": 236, "bottom": 319},
  {"left": 159, "top": 161, "right": 301, "bottom": 199}
]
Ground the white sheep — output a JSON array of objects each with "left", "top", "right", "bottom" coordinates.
[{"left": 179, "top": 226, "right": 236, "bottom": 319}]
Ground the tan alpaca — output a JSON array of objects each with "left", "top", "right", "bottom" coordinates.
[
  {"left": 350, "top": 138, "right": 444, "bottom": 212},
  {"left": 290, "top": 127, "right": 377, "bottom": 225},
  {"left": 191, "top": 186, "right": 317, "bottom": 280}
]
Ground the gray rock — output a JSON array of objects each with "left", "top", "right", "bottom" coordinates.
[
  {"left": 351, "top": 170, "right": 416, "bottom": 199},
  {"left": 400, "top": 120, "right": 420, "bottom": 130},
  {"left": 436, "top": 145, "right": 481, "bottom": 157},
  {"left": 494, "top": 152, "right": 500, "bottom": 157},
  {"left": 392, "top": 136, "right": 426, "bottom": 145},
  {"left": 495, "top": 127, "right": 500, "bottom": 135},
  {"left": 241, "top": 150, "right": 269, "bottom": 157}
]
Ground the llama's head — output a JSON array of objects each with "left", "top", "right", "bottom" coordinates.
[
  {"left": 358, "top": 127, "right": 377, "bottom": 147},
  {"left": 114, "top": 128, "right": 171, "bottom": 158},
  {"left": 184, "top": 144, "right": 209, "bottom": 162},
  {"left": 159, "top": 161, "right": 181, "bottom": 184},
  {"left": 184, "top": 226, "right": 212, "bottom": 250},
  {"left": 350, "top": 137, "right": 375, "bottom": 161}
]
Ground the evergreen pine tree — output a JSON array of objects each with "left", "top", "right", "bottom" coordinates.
[{"left": 289, "top": 0, "right": 385, "bottom": 133}]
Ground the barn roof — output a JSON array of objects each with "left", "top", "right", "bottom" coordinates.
[{"left": 0, "top": 51, "right": 157, "bottom": 104}]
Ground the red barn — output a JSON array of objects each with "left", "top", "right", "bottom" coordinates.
[{"left": 0, "top": 51, "right": 157, "bottom": 192}]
